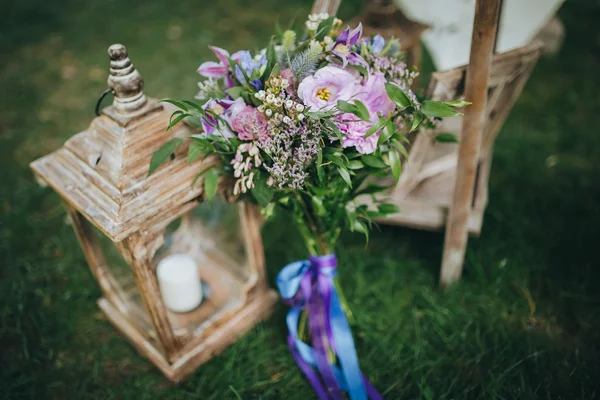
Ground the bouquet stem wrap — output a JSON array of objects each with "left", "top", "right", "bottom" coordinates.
[{"left": 277, "top": 254, "right": 383, "bottom": 400}]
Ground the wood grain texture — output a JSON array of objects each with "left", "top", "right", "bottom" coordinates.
[
  {"left": 311, "top": 0, "right": 341, "bottom": 16},
  {"left": 30, "top": 45, "right": 277, "bottom": 380},
  {"left": 440, "top": 0, "right": 503, "bottom": 287}
]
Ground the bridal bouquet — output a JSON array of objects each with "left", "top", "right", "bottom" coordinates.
[{"left": 152, "top": 13, "right": 464, "bottom": 400}]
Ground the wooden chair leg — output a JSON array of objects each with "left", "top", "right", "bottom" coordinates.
[{"left": 440, "top": 0, "right": 502, "bottom": 287}]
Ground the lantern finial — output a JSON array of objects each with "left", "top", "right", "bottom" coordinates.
[{"left": 107, "top": 44, "right": 148, "bottom": 115}]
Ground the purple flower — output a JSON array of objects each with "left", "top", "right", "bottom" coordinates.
[
  {"left": 371, "top": 35, "right": 385, "bottom": 56},
  {"left": 297, "top": 66, "right": 358, "bottom": 111},
  {"left": 336, "top": 113, "right": 379, "bottom": 154},
  {"left": 333, "top": 24, "right": 363, "bottom": 67},
  {"left": 232, "top": 50, "right": 266, "bottom": 86},
  {"left": 197, "top": 46, "right": 231, "bottom": 78},
  {"left": 357, "top": 72, "right": 395, "bottom": 120},
  {"left": 201, "top": 98, "right": 244, "bottom": 137}
]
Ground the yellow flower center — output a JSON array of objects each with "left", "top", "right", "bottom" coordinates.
[
  {"left": 212, "top": 104, "right": 225, "bottom": 115},
  {"left": 316, "top": 88, "right": 331, "bottom": 101}
]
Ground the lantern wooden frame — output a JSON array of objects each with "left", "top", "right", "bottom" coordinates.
[{"left": 30, "top": 44, "right": 277, "bottom": 382}]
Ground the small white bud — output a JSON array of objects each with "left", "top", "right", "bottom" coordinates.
[
  {"left": 285, "top": 100, "right": 294, "bottom": 109},
  {"left": 233, "top": 180, "right": 241, "bottom": 196},
  {"left": 265, "top": 109, "right": 273, "bottom": 117},
  {"left": 266, "top": 94, "right": 275, "bottom": 103},
  {"left": 267, "top": 176, "right": 275, "bottom": 187},
  {"left": 246, "top": 172, "right": 255, "bottom": 189},
  {"left": 283, "top": 116, "right": 292, "bottom": 124},
  {"left": 258, "top": 105, "right": 265, "bottom": 113},
  {"left": 249, "top": 144, "right": 259, "bottom": 156},
  {"left": 295, "top": 104, "right": 305, "bottom": 112},
  {"left": 234, "top": 169, "right": 242, "bottom": 178},
  {"left": 297, "top": 113, "right": 305, "bottom": 121},
  {"left": 274, "top": 98, "right": 283, "bottom": 107}
]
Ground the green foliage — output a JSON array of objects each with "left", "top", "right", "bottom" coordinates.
[
  {"left": 434, "top": 132, "right": 460, "bottom": 143},
  {"left": 203, "top": 168, "right": 219, "bottom": 201},
  {"left": 421, "top": 100, "right": 463, "bottom": 118},
  {"left": 385, "top": 83, "right": 412, "bottom": 108},
  {"left": 148, "top": 138, "right": 183, "bottom": 176}
]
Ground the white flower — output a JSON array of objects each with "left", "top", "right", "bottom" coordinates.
[
  {"left": 233, "top": 180, "right": 241, "bottom": 196},
  {"left": 295, "top": 104, "right": 305, "bottom": 112},
  {"left": 258, "top": 105, "right": 265, "bottom": 113},
  {"left": 283, "top": 116, "right": 292, "bottom": 124},
  {"left": 281, "top": 79, "right": 289, "bottom": 88},
  {"left": 319, "top": 13, "right": 329, "bottom": 20},
  {"left": 306, "top": 21, "right": 319, "bottom": 31},
  {"left": 285, "top": 99, "right": 294, "bottom": 109},
  {"left": 297, "top": 113, "right": 305, "bottom": 121},
  {"left": 267, "top": 176, "right": 276, "bottom": 187},
  {"left": 274, "top": 98, "right": 283, "bottom": 107},
  {"left": 234, "top": 169, "right": 242, "bottom": 178},
  {"left": 246, "top": 172, "right": 255, "bottom": 189},
  {"left": 265, "top": 109, "right": 273, "bottom": 117},
  {"left": 248, "top": 144, "right": 259, "bottom": 156},
  {"left": 266, "top": 94, "right": 275, "bottom": 103},
  {"left": 324, "top": 36, "right": 335, "bottom": 51}
]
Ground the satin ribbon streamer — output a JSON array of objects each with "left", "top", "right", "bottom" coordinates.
[{"left": 277, "top": 254, "right": 383, "bottom": 400}]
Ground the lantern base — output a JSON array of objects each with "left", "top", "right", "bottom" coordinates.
[{"left": 97, "top": 288, "right": 278, "bottom": 383}]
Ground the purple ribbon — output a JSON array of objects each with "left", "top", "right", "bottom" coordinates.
[{"left": 277, "top": 254, "right": 384, "bottom": 400}]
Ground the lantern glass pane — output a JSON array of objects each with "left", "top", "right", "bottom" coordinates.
[
  {"left": 87, "top": 222, "right": 157, "bottom": 344},
  {"left": 152, "top": 196, "right": 256, "bottom": 337}
]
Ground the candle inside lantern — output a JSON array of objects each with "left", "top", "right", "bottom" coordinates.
[{"left": 157, "top": 254, "right": 202, "bottom": 313}]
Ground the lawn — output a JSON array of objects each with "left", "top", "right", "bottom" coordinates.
[{"left": 1, "top": 0, "right": 600, "bottom": 398}]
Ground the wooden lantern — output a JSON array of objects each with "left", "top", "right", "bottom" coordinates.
[
  {"left": 348, "top": 0, "right": 428, "bottom": 70},
  {"left": 30, "top": 44, "right": 278, "bottom": 382}
]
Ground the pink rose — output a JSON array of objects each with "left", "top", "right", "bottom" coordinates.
[
  {"left": 231, "top": 105, "right": 268, "bottom": 141},
  {"left": 336, "top": 113, "right": 379, "bottom": 154},
  {"left": 297, "top": 66, "right": 358, "bottom": 111},
  {"left": 358, "top": 72, "right": 395, "bottom": 120}
]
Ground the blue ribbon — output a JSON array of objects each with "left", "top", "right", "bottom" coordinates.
[{"left": 277, "top": 254, "right": 383, "bottom": 400}]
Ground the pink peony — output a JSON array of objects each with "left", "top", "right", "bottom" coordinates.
[
  {"left": 358, "top": 72, "right": 395, "bottom": 120},
  {"left": 297, "top": 66, "right": 358, "bottom": 111},
  {"left": 231, "top": 105, "right": 268, "bottom": 141},
  {"left": 336, "top": 113, "right": 379, "bottom": 154}
]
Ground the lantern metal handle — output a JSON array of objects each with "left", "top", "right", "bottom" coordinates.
[{"left": 95, "top": 88, "right": 114, "bottom": 116}]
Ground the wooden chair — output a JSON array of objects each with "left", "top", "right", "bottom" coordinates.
[{"left": 313, "top": 0, "right": 543, "bottom": 286}]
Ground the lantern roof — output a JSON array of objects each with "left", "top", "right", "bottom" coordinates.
[{"left": 31, "top": 44, "right": 210, "bottom": 242}]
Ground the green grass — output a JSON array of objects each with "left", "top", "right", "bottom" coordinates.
[{"left": 1, "top": 0, "right": 600, "bottom": 398}]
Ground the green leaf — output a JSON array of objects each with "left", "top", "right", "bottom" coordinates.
[
  {"left": 421, "top": 100, "right": 463, "bottom": 118},
  {"left": 351, "top": 220, "right": 369, "bottom": 244},
  {"left": 385, "top": 83, "right": 411, "bottom": 108},
  {"left": 167, "top": 113, "right": 188, "bottom": 131},
  {"left": 444, "top": 99, "right": 472, "bottom": 108},
  {"left": 355, "top": 183, "right": 389, "bottom": 196},
  {"left": 311, "top": 196, "right": 327, "bottom": 216},
  {"left": 181, "top": 100, "right": 205, "bottom": 113},
  {"left": 160, "top": 98, "right": 189, "bottom": 112},
  {"left": 190, "top": 136, "right": 216, "bottom": 152},
  {"left": 378, "top": 123, "right": 395, "bottom": 145},
  {"left": 225, "top": 86, "right": 244, "bottom": 99},
  {"left": 353, "top": 100, "right": 371, "bottom": 122},
  {"left": 251, "top": 171, "right": 274, "bottom": 206},
  {"left": 388, "top": 149, "right": 401, "bottom": 183},
  {"left": 188, "top": 141, "right": 207, "bottom": 163},
  {"left": 410, "top": 111, "right": 424, "bottom": 133},
  {"left": 378, "top": 203, "right": 400, "bottom": 214},
  {"left": 434, "top": 132, "right": 460, "bottom": 143},
  {"left": 336, "top": 100, "right": 356, "bottom": 114},
  {"left": 348, "top": 64, "right": 368, "bottom": 78},
  {"left": 361, "top": 154, "right": 387, "bottom": 169},
  {"left": 315, "top": 16, "right": 335, "bottom": 41},
  {"left": 364, "top": 118, "right": 390, "bottom": 139},
  {"left": 307, "top": 110, "right": 336, "bottom": 119},
  {"left": 148, "top": 138, "right": 183, "bottom": 176},
  {"left": 260, "top": 37, "right": 277, "bottom": 82},
  {"left": 316, "top": 151, "right": 325, "bottom": 184},
  {"left": 337, "top": 167, "right": 352, "bottom": 188},
  {"left": 347, "top": 160, "right": 364, "bottom": 170},
  {"left": 203, "top": 169, "right": 219, "bottom": 202},
  {"left": 192, "top": 165, "right": 217, "bottom": 186}
]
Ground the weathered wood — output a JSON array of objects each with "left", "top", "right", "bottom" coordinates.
[
  {"left": 311, "top": 0, "right": 340, "bottom": 15},
  {"left": 440, "top": 0, "right": 503, "bottom": 287}
]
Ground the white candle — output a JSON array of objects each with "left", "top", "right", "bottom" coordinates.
[{"left": 157, "top": 254, "right": 202, "bottom": 313}]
